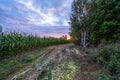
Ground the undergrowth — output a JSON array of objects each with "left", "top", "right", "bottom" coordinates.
[{"left": 88, "top": 44, "right": 120, "bottom": 79}]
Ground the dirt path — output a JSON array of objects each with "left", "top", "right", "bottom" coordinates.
[
  {"left": 5, "top": 44, "right": 108, "bottom": 80},
  {"left": 4, "top": 47, "right": 54, "bottom": 80}
]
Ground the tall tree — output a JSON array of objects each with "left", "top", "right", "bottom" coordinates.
[
  {"left": 89, "top": 0, "right": 120, "bottom": 43},
  {"left": 70, "top": 0, "right": 120, "bottom": 46},
  {"left": 69, "top": 0, "right": 91, "bottom": 47}
]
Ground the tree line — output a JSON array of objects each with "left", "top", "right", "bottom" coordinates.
[{"left": 69, "top": 0, "right": 120, "bottom": 46}]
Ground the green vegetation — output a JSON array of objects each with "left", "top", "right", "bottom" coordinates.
[
  {"left": 70, "top": 0, "right": 120, "bottom": 44},
  {"left": 51, "top": 60, "right": 78, "bottom": 80},
  {"left": 97, "top": 74, "right": 114, "bottom": 80},
  {"left": 70, "top": 0, "right": 120, "bottom": 79},
  {"left": 36, "top": 59, "right": 55, "bottom": 80},
  {"left": 36, "top": 48, "right": 79, "bottom": 80},
  {"left": 87, "top": 44, "right": 120, "bottom": 79},
  {"left": 12, "top": 68, "right": 32, "bottom": 80},
  {"left": 89, "top": 0, "right": 120, "bottom": 44},
  {"left": 98, "top": 47, "right": 120, "bottom": 78},
  {"left": 0, "top": 32, "right": 68, "bottom": 58},
  {"left": 52, "top": 52, "right": 79, "bottom": 80},
  {"left": 0, "top": 47, "right": 53, "bottom": 79}
]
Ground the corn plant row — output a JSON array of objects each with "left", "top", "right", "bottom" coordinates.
[{"left": 0, "top": 32, "right": 68, "bottom": 57}]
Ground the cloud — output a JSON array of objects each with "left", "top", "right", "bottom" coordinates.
[
  {"left": 13, "top": 0, "right": 73, "bottom": 26},
  {"left": 0, "top": 0, "right": 73, "bottom": 37},
  {"left": 14, "top": 0, "right": 58, "bottom": 26}
]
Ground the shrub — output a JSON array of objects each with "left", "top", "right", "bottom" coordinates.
[{"left": 97, "top": 47, "right": 120, "bottom": 78}]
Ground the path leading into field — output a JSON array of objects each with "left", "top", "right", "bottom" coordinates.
[{"left": 5, "top": 44, "right": 108, "bottom": 80}]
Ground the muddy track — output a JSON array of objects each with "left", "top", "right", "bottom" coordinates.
[
  {"left": 5, "top": 47, "right": 55, "bottom": 80},
  {"left": 5, "top": 44, "right": 108, "bottom": 80}
]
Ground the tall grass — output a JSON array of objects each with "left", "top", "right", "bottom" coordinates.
[{"left": 0, "top": 32, "right": 68, "bottom": 58}]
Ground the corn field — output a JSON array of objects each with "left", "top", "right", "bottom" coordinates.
[{"left": 0, "top": 32, "right": 68, "bottom": 58}]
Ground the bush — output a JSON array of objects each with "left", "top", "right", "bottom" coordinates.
[{"left": 97, "top": 47, "right": 120, "bottom": 78}]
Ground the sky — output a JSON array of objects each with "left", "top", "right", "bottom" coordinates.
[{"left": 0, "top": 0, "right": 73, "bottom": 37}]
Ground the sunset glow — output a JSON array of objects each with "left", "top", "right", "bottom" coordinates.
[{"left": 67, "top": 36, "right": 71, "bottom": 40}]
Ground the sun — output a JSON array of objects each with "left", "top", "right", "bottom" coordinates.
[{"left": 67, "top": 36, "right": 71, "bottom": 40}]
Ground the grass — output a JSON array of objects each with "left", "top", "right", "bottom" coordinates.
[
  {"left": 36, "top": 59, "right": 55, "bottom": 80},
  {"left": 11, "top": 68, "right": 33, "bottom": 80},
  {"left": 40, "top": 61, "right": 78, "bottom": 80},
  {"left": 0, "top": 46, "right": 54, "bottom": 80},
  {"left": 35, "top": 47, "right": 80, "bottom": 80},
  {"left": 97, "top": 74, "right": 114, "bottom": 80},
  {"left": 51, "top": 57, "right": 79, "bottom": 80}
]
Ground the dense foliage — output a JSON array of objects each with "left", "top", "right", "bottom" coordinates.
[
  {"left": 70, "top": 0, "right": 120, "bottom": 44},
  {"left": 69, "top": 0, "right": 90, "bottom": 44},
  {"left": 98, "top": 48, "right": 120, "bottom": 77},
  {"left": 70, "top": 0, "right": 120, "bottom": 79},
  {"left": 89, "top": 45, "right": 120, "bottom": 79},
  {"left": 0, "top": 32, "right": 68, "bottom": 58},
  {"left": 89, "top": 0, "right": 120, "bottom": 44}
]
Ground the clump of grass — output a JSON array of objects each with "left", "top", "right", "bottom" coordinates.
[
  {"left": 97, "top": 74, "right": 114, "bottom": 80},
  {"left": 36, "top": 59, "right": 55, "bottom": 80},
  {"left": 52, "top": 61, "right": 78, "bottom": 80},
  {"left": 12, "top": 68, "right": 32, "bottom": 80}
]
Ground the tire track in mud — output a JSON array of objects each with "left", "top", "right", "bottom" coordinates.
[
  {"left": 5, "top": 47, "right": 55, "bottom": 80},
  {"left": 5, "top": 44, "right": 109, "bottom": 80},
  {"left": 5, "top": 44, "right": 72, "bottom": 80}
]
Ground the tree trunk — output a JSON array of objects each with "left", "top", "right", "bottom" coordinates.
[
  {"left": 81, "top": 30, "right": 88, "bottom": 48},
  {"left": 83, "top": 31, "right": 86, "bottom": 47}
]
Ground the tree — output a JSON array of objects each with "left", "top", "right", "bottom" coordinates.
[
  {"left": 89, "top": 0, "right": 120, "bottom": 43},
  {"left": 69, "top": 0, "right": 82, "bottom": 44},
  {"left": 70, "top": 0, "right": 120, "bottom": 46},
  {"left": 69, "top": 0, "right": 91, "bottom": 47}
]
